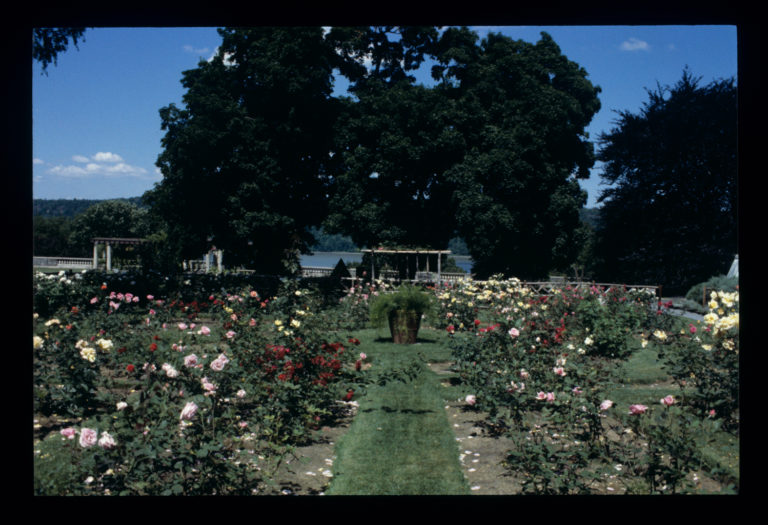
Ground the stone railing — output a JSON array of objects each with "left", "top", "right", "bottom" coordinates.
[
  {"left": 301, "top": 266, "right": 334, "bottom": 278},
  {"left": 33, "top": 256, "right": 93, "bottom": 269}
]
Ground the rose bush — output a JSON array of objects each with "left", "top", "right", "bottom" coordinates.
[
  {"left": 33, "top": 272, "right": 368, "bottom": 495},
  {"left": 444, "top": 277, "right": 737, "bottom": 494}
]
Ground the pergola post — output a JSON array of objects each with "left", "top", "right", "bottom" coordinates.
[
  {"left": 216, "top": 250, "right": 222, "bottom": 272},
  {"left": 437, "top": 252, "right": 442, "bottom": 287},
  {"left": 106, "top": 242, "right": 112, "bottom": 271},
  {"left": 93, "top": 242, "right": 99, "bottom": 269}
]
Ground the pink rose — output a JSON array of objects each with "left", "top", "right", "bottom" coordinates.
[
  {"left": 519, "top": 369, "right": 529, "bottom": 379},
  {"left": 629, "top": 404, "right": 648, "bottom": 415},
  {"left": 553, "top": 366, "right": 566, "bottom": 377},
  {"left": 60, "top": 427, "right": 76, "bottom": 439},
  {"left": 508, "top": 327, "right": 520, "bottom": 338},
  {"left": 660, "top": 395, "right": 675, "bottom": 407},
  {"left": 90, "top": 297, "right": 99, "bottom": 304},
  {"left": 599, "top": 400, "right": 614, "bottom": 411},
  {"left": 465, "top": 395, "right": 476, "bottom": 406},
  {"left": 98, "top": 431, "right": 116, "bottom": 449},
  {"left": 249, "top": 318, "right": 257, "bottom": 327},
  {"left": 359, "top": 352, "right": 367, "bottom": 360},
  {"left": 180, "top": 401, "right": 198, "bottom": 421},
  {"left": 79, "top": 427, "right": 98, "bottom": 448},
  {"left": 225, "top": 330, "right": 236, "bottom": 339},
  {"left": 184, "top": 354, "right": 198, "bottom": 367},
  {"left": 146, "top": 295, "right": 154, "bottom": 300},
  {"left": 178, "top": 322, "right": 188, "bottom": 330},
  {"left": 572, "top": 386, "right": 583, "bottom": 395}
]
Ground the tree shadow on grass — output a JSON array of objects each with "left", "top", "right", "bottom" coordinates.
[
  {"left": 372, "top": 336, "right": 439, "bottom": 344},
  {"left": 362, "top": 406, "right": 435, "bottom": 415}
]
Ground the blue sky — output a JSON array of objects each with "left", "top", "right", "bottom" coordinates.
[{"left": 32, "top": 25, "right": 737, "bottom": 207}]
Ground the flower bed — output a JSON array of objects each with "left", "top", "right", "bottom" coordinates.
[
  {"left": 33, "top": 270, "right": 369, "bottom": 495},
  {"left": 443, "top": 278, "right": 739, "bottom": 494}
]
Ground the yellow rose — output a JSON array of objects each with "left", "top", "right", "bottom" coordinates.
[
  {"left": 80, "top": 346, "right": 96, "bottom": 362},
  {"left": 33, "top": 336, "right": 44, "bottom": 349}
]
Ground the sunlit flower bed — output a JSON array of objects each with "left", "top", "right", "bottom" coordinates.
[
  {"left": 442, "top": 277, "right": 739, "bottom": 494},
  {"left": 33, "top": 270, "right": 368, "bottom": 495}
]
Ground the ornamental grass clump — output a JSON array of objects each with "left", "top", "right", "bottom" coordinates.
[{"left": 369, "top": 284, "right": 436, "bottom": 344}]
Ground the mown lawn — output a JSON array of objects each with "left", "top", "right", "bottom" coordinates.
[{"left": 326, "top": 328, "right": 470, "bottom": 495}]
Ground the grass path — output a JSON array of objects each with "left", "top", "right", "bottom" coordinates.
[{"left": 325, "top": 328, "right": 471, "bottom": 495}]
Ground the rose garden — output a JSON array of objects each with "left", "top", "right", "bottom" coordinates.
[{"left": 32, "top": 268, "right": 739, "bottom": 495}]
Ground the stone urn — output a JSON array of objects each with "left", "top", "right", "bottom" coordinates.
[{"left": 388, "top": 310, "right": 422, "bottom": 344}]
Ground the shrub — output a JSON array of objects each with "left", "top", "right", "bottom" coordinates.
[{"left": 685, "top": 275, "right": 738, "bottom": 304}]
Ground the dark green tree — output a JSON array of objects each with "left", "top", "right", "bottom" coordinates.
[
  {"left": 436, "top": 30, "right": 601, "bottom": 279},
  {"left": 593, "top": 70, "right": 737, "bottom": 294},
  {"left": 67, "top": 200, "right": 148, "bottom": 258},
  {"left": 32, "top": 28, "right": 87, "bottom": 74},
  {"left": 145, "top": 27, "right": 340, "bottom": 275},
  {"left": 324, "top": 80, "right": 464, "bottom": 250},
  {"left": 33, "top": 216, "right": 73, "bottom": 256}
]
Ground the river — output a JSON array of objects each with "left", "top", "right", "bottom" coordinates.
[{"left": 300, "top": 251, "right": 474, "bottom": 274}]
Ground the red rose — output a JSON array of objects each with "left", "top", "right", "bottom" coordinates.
[
  {"left": 344, "top": 390, "right": 354, "bottom": 401},
  {"left": 149, "top": 343, "right": 157, "bottom": 352},
  {"left": 126, "top": 364, "right": 135, "bottom": 373}
]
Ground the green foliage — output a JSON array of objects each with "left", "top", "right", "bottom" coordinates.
[
  {"left": 369, "top": 284, "right": 436, "bottom": 330},
  {"left": 594, "top": 69, "right": 737, "bottom": 294},
  {"left": 148, "top": 27, "right": 340, "bottom": 275},
  {"left": 34, "top": 197, "right": 146, "bottom": 218},
  {"left": 685, "top": 274, "right": 738, "bottom": 303},
  {"left": 33, "top": 28, "right": 87, "bottom": 73},
  {"left": 33, "top": 216, "right": 73, "bottom": 256},
  {"left": 67, "top": 200, "right": 149, "bottom": 257}
]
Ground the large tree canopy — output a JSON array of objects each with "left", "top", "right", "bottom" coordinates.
[
  {"left": 593, "top": 69, "right": 737, "bottom": 294},
  {"left": 145, "top": 27, "right": 341, "bottom": 275},
  {"left": 436, "top": 30, "right": 601, "bottom": 279},
  {"left": 147, "top": 27, "right": 601, "bottom": 279}
]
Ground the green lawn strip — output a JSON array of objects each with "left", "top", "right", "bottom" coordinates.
[
  {"left": 607, "top": 345, "right": 739, "bottom": 485},
  {"left": 326, "top": 328, "right": 470, "bottom": 495}
]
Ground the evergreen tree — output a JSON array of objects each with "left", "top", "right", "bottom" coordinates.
[{"left": 593, "top": 70, "right": 737, "bottom": 294}]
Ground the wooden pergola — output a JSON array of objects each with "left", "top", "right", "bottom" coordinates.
[
  {"left": 360, "top": 248, "right": 452, "bottom": 285},
  {"left": 91, "top": 237, "right": 147, "bottom": 271}
]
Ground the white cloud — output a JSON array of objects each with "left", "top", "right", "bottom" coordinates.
[
  {"left": 49, "top": 164, "right": 90, "bottom": 178},
  {"left": 207, "top": 47, "right": 236, "bottom": 66},
  {"left": 92, "top": 152, "right": 123, "bottom": 163},
  {"left": 184, "top": 45, "right": 211, "bottom": 55},
  {"left": 48, "top": 152, "right": 148, "bottom": 179},
  {"left": 620, "top": 38, "right": 650, "bottom": 52},
  {"left": 33, "top": 158, "right": 44, "bottom": 165}
]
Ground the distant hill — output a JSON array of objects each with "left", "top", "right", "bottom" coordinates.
[
  {"left": 579, "top": 207, "right": 602, "bottom": 229},
  {"left": 33, "top": 197, "right": 146, "bottom": 218}
]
